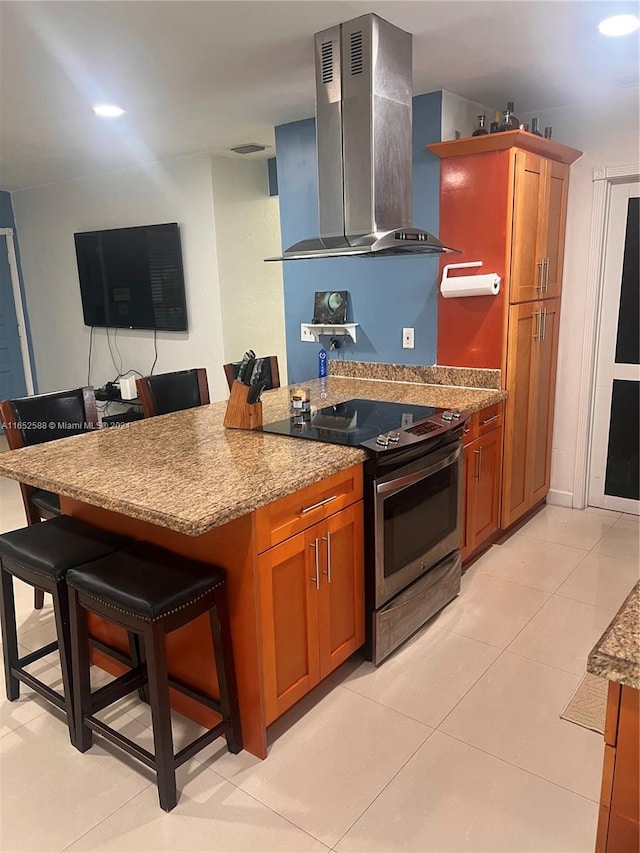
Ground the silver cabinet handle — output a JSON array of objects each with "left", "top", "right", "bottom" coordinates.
[
  {"left": 310, "top": 538, "right": 320, "bottom": 589},
  {"left": 537, "top": 259, "right": 545, "bottom": 292},
  {"left": 474, "top": 447, "right": 481, "bottom": 480},
  {"left": 322, "top": 531, "right": 332, "bottom": 583},
  {"left": 480, "top": 414, "right": 499, "bottom": 427},
  {"left": 301, "top": 494, "right": 338, "bottom": 515},
  {"left": 533, "top": 309, "right": 541, "bottom": 341},
  {"left": 544, "top": 257, "right": 550, "bottom": 292},
  {"left": 541, "top": 307, "right": 547, "bottom": 341}
]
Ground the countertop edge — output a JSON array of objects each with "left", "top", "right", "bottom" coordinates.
[{"left": 587, "top": 582, "right": 640, "bottom": 690}]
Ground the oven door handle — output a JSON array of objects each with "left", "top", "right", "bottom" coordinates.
[{"left": 376, "top": 445, "right": 462, "bottom": 495}]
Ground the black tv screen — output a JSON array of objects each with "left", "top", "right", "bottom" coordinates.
[{"left": 74, "top": 223, "right": 188, "bottom": 331}]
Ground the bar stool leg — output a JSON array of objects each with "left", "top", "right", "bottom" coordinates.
[
  {"left": 210, "top": 588, "right": 242, "bottom": 754},
  {"left": 69, "top": 588, "right": 94, "bottom": 752},
  {"left": 128, "top": 633, "right": 150, "bottom": 703},
  {"left": 0, "top": 566, "right": 20, "bottom": 701},
  {"left": 144, "top": 620, "right": 177, "bottom": 812},
  {"left": 52, "top": 581, "right": 77, "bottom": 745}
]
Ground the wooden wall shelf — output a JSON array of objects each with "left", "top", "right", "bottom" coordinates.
[{"left": 428, "top": 130, "right": 582, "bottom": 165}]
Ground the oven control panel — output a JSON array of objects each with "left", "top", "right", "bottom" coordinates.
[{"left": 365, "top": 409, "right": 466, "bottom": 453}]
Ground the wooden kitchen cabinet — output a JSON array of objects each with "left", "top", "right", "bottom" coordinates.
[
  {"left": 462, "top": 405, "right": 503, "bottom": 563},
  {"left": 502, "top": 299, "right": 560, "bottom": 528},
  {"left": 430, "top": 131, "right": 580, "bottom": 531},
  {"left": 510, "top": 152, "right": 569, "bottom": 304},
  {"left": 258, "top": 498, "right": 364, "bottom": 724},
  {"left": 596, "top": 682, "right": 640, "bottom": 853}
]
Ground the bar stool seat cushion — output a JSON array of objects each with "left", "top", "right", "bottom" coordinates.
[
  {"left": 30, "top": 489, "right": 61, "bottom": 516},
  {"left": 66, "top": 543, "right": 226, "bottom": 621},
  {"left": 0, "top": 516, "right": 131, "bottom": 581}
]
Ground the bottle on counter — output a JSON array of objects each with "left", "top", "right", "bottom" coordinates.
[
  {"left": 530, "top": 117, "right": 543, "bottom": 137},
  {"left": 498, "top": 101, "right": 520, "bottom": 131},
  {"left": 489, "top": 110, "right": 501, "bottom": 133},
  {"left": 471, "top": 115, "right": 489, "bottom": 136},
  {"left": 544, "top": 126, "right": 553, "bottom": 139},
  {"left": 318, "top": 346, "right": 328, "bottom": 379}
]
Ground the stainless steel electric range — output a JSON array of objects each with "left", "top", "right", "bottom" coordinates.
[{"left": 262, "top": 398, "right": 466, "bottom": 664}]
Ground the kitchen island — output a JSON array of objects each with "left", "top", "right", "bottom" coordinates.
[
  {"left": 588, "top": 582, "right": 639, "bottom": 852},
  {"left": 0, "top": 375, "right": 506, "bottom": 758}
]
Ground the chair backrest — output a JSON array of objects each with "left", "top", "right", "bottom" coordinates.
[
  {"left": 136, "top": 368, "right": 209, "bottom": 418},
  {"left": 223, "top": 356, "right": 280, "bottom": 392},
  {"left": 0, "top": 386, "right": 98, "bottom": 450},
  {"left": 0, "top": 386, "right": 98, "bottom": 528}
]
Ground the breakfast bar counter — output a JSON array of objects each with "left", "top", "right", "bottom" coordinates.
[
  {"left": 0, "top": 376, "right": 505, "bottom": 536},
  {"left": 0, "top": 374, "right": 506, "bottom": 758}
]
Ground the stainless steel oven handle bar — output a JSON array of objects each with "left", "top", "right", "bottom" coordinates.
[{"left": 376, "top": 445, "right": 462, "bottom": 496}]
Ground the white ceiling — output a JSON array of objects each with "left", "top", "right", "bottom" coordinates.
[{"left": 1, "top": 0, "right": 638, "bottom": 191}]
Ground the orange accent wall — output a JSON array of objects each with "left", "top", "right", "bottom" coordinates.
[{"left": 437, "top": 150, "right": 510, "bottom": 368}]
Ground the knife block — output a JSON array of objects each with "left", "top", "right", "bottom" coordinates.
[{"left": 223, "top": 381, "right": 263, "bottom": 430}]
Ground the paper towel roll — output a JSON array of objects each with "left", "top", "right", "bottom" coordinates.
[{"left": 440, "top": 273, "right": 500, "bottom": 299}]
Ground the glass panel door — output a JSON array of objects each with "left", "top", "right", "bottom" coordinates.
[{"left": 589, "top": 184, "right": 640, "bottom": 513}]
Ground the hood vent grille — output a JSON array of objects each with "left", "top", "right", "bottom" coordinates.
[
  {"left": 320, "top": 41, "right": 334, "bottom": 84},
  {"left": 266, "top": 13, "right": 459, "bottom": 261},
  {"left": 350, "top": 31, "right": 364, "bottom": 75}
]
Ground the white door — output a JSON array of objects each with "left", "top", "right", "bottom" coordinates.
[{"left": 588, "top": 181, "right": 639, "bottom": 514}]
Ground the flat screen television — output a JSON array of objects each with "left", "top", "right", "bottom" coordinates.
[{"left": 74, "top": 223, "right": 188, "bottom": 331}]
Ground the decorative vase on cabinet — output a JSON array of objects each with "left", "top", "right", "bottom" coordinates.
[{"left": 428, "top": 131, "right": 582, "bottom": 531}]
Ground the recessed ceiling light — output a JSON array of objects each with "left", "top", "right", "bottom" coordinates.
[
  {"left": 93, "top": 104, "right": 125, "bottom": 118},
  {"left": 598, "top": 14, "right": 640, "bottom": 36}
]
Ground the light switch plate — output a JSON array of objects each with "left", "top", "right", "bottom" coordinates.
[
  {"left": 301, "top": 324, "right": 315, "bottom": 342},
  {"left": 402, "top": 328, "right": 415, "bottom": 349}
]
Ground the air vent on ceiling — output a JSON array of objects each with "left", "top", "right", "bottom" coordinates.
[
  {"left": 321, "top": 41, "right": 334, "bottom": 84},
  {"left": 350, "top": 30, "right": 363, "bottom": 75},
  {"left": 230, "top": 143, "right": 266, "bottom": 155}
]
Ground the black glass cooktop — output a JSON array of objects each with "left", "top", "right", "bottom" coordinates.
[{"left": 261, "top": 398, "right": 443, "bottom": 449}]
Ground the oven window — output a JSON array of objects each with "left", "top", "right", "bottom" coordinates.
[{"left": 383, "top": 463, "right": 458, "bottom": 578}]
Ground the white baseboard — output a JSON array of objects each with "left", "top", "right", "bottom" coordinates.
[{"left": 547, "top": 489, "right": 574, "bottom": 508}]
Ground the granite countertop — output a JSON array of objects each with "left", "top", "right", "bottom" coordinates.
[
  {"left": 588, "top": 582, "right": 639, "bottom": 690},
  {"left": 0, "top": 375, "right": 506, "bottom": 537}
]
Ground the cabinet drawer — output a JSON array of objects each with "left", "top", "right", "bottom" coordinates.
[
  {"left": 477, "top": 402, "right": 503, "bottom": 437},
  {"left": 463, "top": 403, "right": 504, "bottom": 446},
  {"left": 255, "top": 464, "right": 363, "bottom": 553}
]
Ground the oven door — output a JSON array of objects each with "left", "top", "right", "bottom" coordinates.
[{"left": 373, "top": 441, "right": 463, "bottom": 608}]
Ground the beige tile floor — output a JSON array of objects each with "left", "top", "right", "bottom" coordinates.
[{"left": 0, "top": 441, "right": 638, "bottom": 852}]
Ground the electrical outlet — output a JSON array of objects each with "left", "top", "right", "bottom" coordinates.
[
  {"left": 300, "top": 324, "right": 315, "bottom": 342},
  {"left": 402, "top": 327, "right": 415, "bottom": 349}
]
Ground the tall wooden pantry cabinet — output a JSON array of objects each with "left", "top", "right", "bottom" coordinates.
[{"left": 429, "top": 130, "right": 582, "bottom": 532}]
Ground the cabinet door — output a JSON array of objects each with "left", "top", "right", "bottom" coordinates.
[
  {"left": 258, "top": 531, "right": 321, "bottom": 724},
  {"left": 471, "top": 428, "right": 503, "bottom": 546},
  {"left": 510, "top": 152, "right": 548, "bottom": 303},
  {"left": 543, "top": 162, "right": 570, "bottom": 299},
  {"left": 530, "top": 298, "right": 561, "bottom": 505},
  {"left": 317, "top": 502, "right": 365, "bottom": 679},
  {"left": 502, "top": 301, "right": 542, "bottom": 528}
]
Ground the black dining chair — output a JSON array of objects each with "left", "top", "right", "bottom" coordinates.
[
  {"left": 223, "top": 356, "right": 280, "bottom": 392},
  {"left": 136, "top": 368, "right": 209, "bottom": 418},
  {"left": 0, "top": 387, "right": 99, "bottom": 610}
]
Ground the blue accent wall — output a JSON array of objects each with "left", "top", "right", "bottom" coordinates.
[
  {"left": 0, "top": 191, "right": 37, "bottom": 392},
  {"left": 275, "top": 91, "right": 442, "bottom": 384}
]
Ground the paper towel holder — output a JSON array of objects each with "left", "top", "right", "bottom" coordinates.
[{"left": 440, "top": 261, "right": 501, "bottom": 298}]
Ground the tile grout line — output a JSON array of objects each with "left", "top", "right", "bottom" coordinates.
[
  {"left": 331, "top": 727, "right": 436, "bottom": 849},
  {"left": 436, "top": 728, "right": 602, "bottom": 805}
]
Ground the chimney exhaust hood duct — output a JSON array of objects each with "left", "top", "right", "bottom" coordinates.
[{"left": 267, "top": 13, "right": 459, "bottom": 261}]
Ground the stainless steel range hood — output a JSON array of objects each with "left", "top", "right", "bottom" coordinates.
[{"left": 267, "top": 13, "right": 458, "bottom": 261}]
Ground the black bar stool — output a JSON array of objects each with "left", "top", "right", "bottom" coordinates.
[
  {"left": 0, "top": 516, "right": 131, "bottom": 744},
  {"left": 66, "top": 541, "right": 243, "bottom": 812}
]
